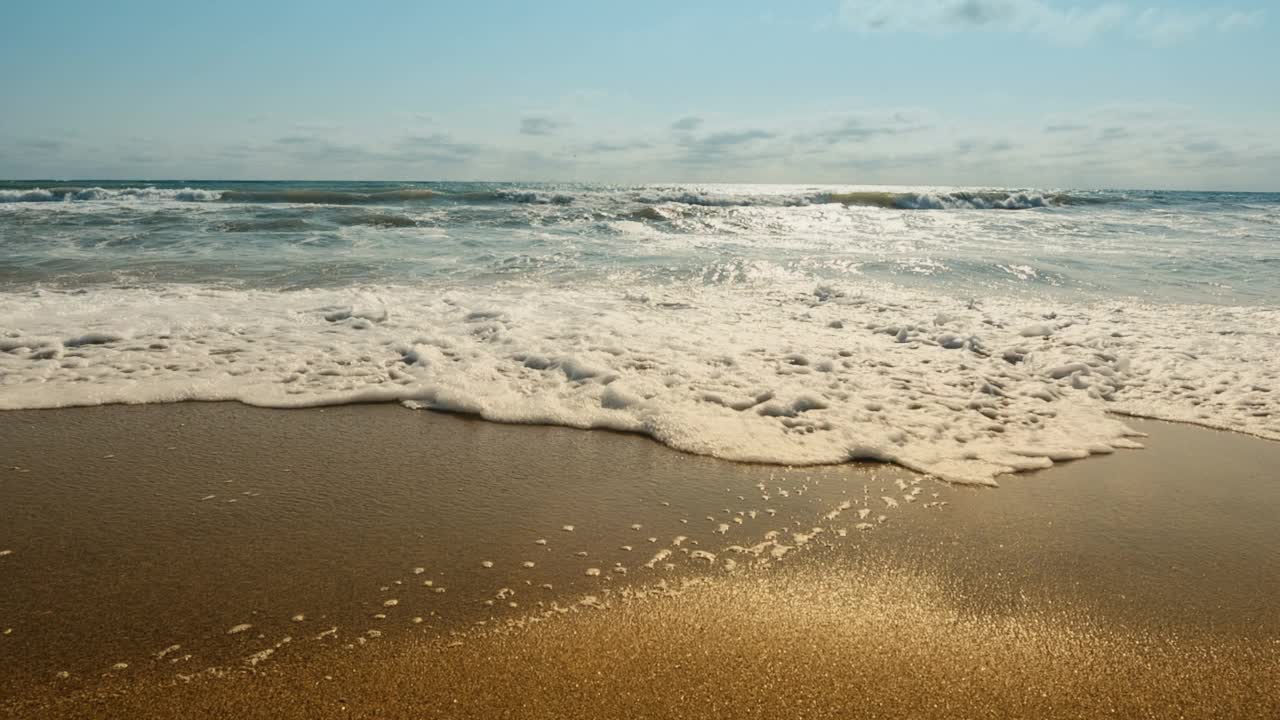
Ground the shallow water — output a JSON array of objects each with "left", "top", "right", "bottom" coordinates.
[{"left": 2, "top": 182, "right": 1277, "bottom": 482}]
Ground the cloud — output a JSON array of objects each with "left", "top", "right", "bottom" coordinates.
[
  {"left": 1044, "top": 123, "right": 1089, "bottom": 133},
  {"left": 804, "top": 115, "right": 926, "bottom": 145},
  {"left": 1098, "top": 126, "right": 1130, "bottom": 141},
  {"left": 955, "top": 138, "right": 1017, "bottom": 154},
  {"left": 396, "top": 133, "right": 484, "bottom": 163},
  {"left": 699, "top": 129, "right": 777, "bottom": 147},
  {"left": 584, "top": 140, "right": 653, "bottom": 153},
  {"left": 520, "top": 116, "right": 565, "bottom": 136},
  {"left": 676, "top": 128, "right": 781, "bottom": 165},
  {"left": 1218, "top": 9, "right": 1265, "bottom": 30},
  {"left": 670, "top": 116, "right": 704, "bottom": 132},
  {"left": 838, "top": 0, "right": 1264, "bottom": 45},
  {"left": 271, "top": 136, "right": 379, "bottom": 164},
  {"left": 19, "top": 139, "right": 65, "bottom": 153}
]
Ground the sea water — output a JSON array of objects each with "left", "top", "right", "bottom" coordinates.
[{"left": 1, "top": 181, "right": 1277, "bottom": 484}]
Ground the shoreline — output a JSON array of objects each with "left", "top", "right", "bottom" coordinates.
[{"left": 2, "top": 402, "right": 1278, "bottom": 717}]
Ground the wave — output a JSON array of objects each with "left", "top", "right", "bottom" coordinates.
[
  {"left": 217, "top": 218, "right": 314, "bottom": 233},
  {"left": 220, "top": 189, "right": 438, "bottom": 204},
  {"left": 335, "top": 212, "right": 418, "bottom": 228},
  {"left": 2, "top": 283, "right": 1275, "bottom": 486},
  {"left": 0, "top": 187, "right": 221, "bottom": 203},
  {"left": 821, "top": 190, "right": 1084, "bottom": 210},
  {"left": 1, "top": 184, "right": 1118, "bottom": 212},
  {"left": 453, "top": 189, "right": 575, "bottom": 205},
  {"left": 0, "top": 186, "right": 442, "bottom": 205}
]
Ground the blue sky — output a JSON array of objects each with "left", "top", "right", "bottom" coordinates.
[{"left": 2, "top": 0, "right": 1277, "bottom": 188}]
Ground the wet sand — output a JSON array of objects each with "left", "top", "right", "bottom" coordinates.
[{"left": 1, "top": 403, "right": 1278, "bottom": 718}]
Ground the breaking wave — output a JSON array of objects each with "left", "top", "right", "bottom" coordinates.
[
  {"left": 0, "top": 185, "right": 1113, "bottom": 211},
  {"left": 0, "top": 187, "right": 222, "bottom": 203},
  {"left": 821, "top": 191, "right": 1087, "bottom": 210},
  {"left": 219, "top": 189, "right": 439, "bottom": 204}
]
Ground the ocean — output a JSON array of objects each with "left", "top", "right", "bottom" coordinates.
[{"left": 2, "top": 181, "right": 1277, "bottom": 484}]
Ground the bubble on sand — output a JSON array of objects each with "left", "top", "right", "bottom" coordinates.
[
  {"left": 227, "top": 624, "right": 252, "bottom": 635},
  {"left": 316, "top": 627, "right": 338, "bottom": 640},
  {"left": 630, "top": 523, "right": 643, "bottom": 530},
  {"left": 200, "top": 495, "right": 215, "bottom": 501},
  {"left": 155, "top": 644, "right": 181, "bottom": 660},
  {"left": 413, "top": 567, "right": 425, "bottom": 575},
  {"left": 433, "top": 587, "right": 446, "bottom": 594},
  {"left": 535, "top": 538, "right": 548, "bottom": 545},
  {"left": 620, "top": 545, "right": 632, "bottom": 551},
  {"left": 412, "top": 617, "right": 424, "bottom": 624},
  {"left": 383, "top": 598, "right": 399, "bottom": 607},
  {"left": 481, "top": 560, "right": 494, "bottom": 568},
  {"left": 55, "top": 671, "right": 70, "bottom": 680},
  {"left": 575, "top": 551, "right": 588, "bottom": 557},
  {"left": 423, "top": 580, "right": 434, "bottom": 587},
  {"left": 245, "top": 648, "right": 275, "bottom": 667},
  {"left": 824, "top": 500, "right": 853, "bottom": 521},
  {"left": 585, "top": 568, "right": 601, "bottom": 577},
  {"left": 611, "top": 566, "right": 628, "bottom": 575},
  {"left": 645, "top": 548, "right": 672, "bottom": 569},
  {"left": 291, "top": 614, "right": 306, "bottom": 622},
  {"left": 111, "top": 663, "right": 128, "bottom": 671},
  {"left": 0, "top": 550, "right": 12, "bottom": 557},
  {"left": 561, "top": 525, "right": 575, "bottom": 532},
  {"left": 521, "top": 561, "right": 536, "bottom": 568}
]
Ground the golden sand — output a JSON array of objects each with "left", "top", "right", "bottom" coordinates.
[{"left": 1, "top": 403, "right": 1278, "bottom": 718}]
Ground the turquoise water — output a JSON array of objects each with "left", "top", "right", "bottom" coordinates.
[
  {"left": 3, "top": 181, "right": 1277, "bottom": 304},
  {"left": 2, "top": 181, "right": 1277, "bottom": 484}
]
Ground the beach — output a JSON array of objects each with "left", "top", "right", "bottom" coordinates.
[{"left": 2, "top": 403, "right": 1277, "bottom": 718}]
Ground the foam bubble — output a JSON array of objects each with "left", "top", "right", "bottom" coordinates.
[{"left": 1, "top": 279, "right": 1275, "bottom": 486}]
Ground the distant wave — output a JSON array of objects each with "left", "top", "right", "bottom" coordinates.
[
  {"left": 0, "top": 187, "right": 221, "bottom": 203},
  {"left": 821, "top": 190, "right": 1088, "bottom": 210},
  {"left": 0, "top": 186, "right": 441, "bottom": 205},
  {"left": 630, "top": 189, "right": 1106, "bottom": 211},
  {"left": 453, "top": 189, "right": 575, "bottom": 205},
  {"left": 220, "top": 189, "right": 438, "bottom": 204},
  {"left": 335, "top": 212, "right": 418, "bottom": 228},
  {"left": 0, "top": 185, "right": 1118, "bottom": 212}
]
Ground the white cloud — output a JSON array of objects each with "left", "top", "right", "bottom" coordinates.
[
  {"left": 838, "top": 0, "right": 1264, "bottom": 45},
  {"left": 1218, "top": 9, "right": 1265, "bottom": 31},
  {"left": 520, "top": 116, "right": 566, "bottom": 136}
]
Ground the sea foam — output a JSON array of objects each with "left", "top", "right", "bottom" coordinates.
[{"left": 2, "top": 280, "right": 1275, "bottom": 485}]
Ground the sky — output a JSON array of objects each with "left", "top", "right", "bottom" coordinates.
[{"left": 2, "top": 0, "right": 1278, "bottom": 189}]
